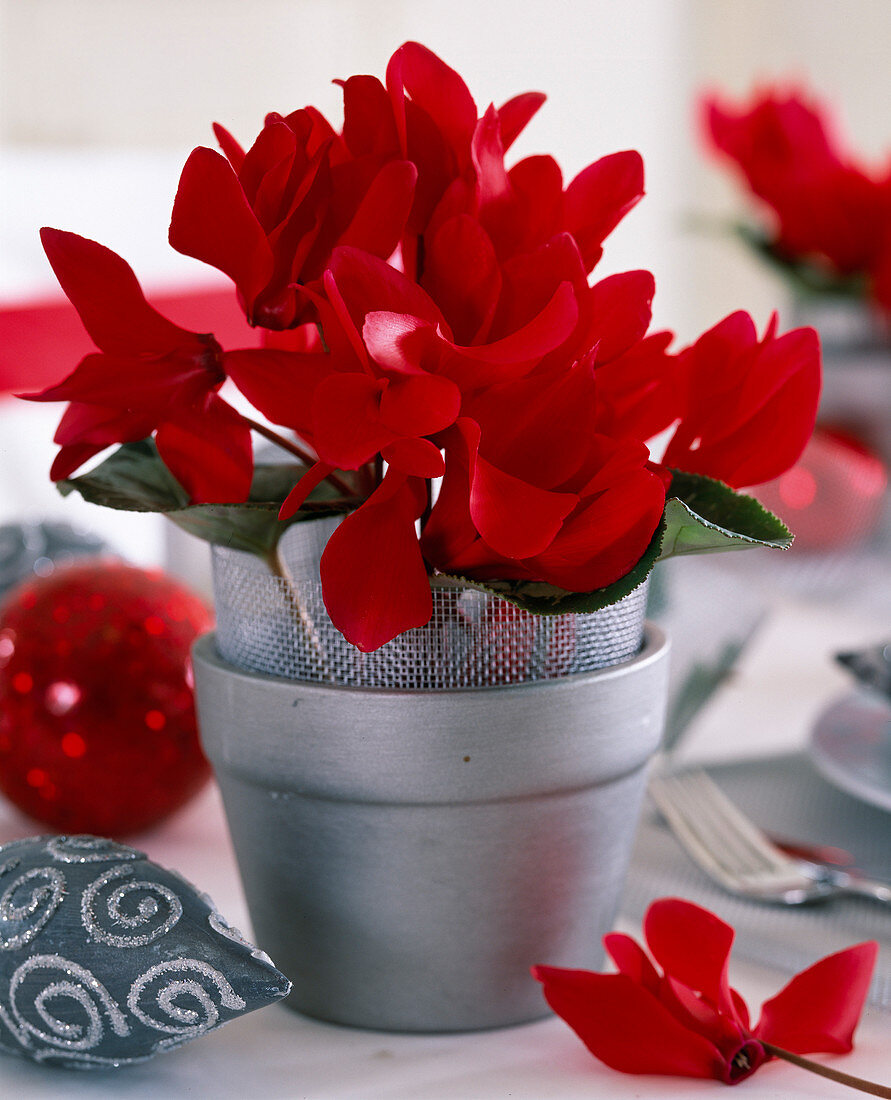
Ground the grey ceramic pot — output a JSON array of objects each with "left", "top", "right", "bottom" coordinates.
[{"left": 192, "top": 622, "right": 669, "bottom": 1033}]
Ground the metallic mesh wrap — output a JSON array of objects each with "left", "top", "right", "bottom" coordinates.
[{"left": 211, "top": 517, "right": 649, "bottom": 688}]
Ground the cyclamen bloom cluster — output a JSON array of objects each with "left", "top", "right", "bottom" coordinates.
[
  {"left": 534, "top": 898, "right": 877, "bottom": 1086},
  {"left": 703, "top": 86, "right": 891, "bottom": 312},
  {"left": 29, "top": 43, "right": 820, "bottom": 650}
]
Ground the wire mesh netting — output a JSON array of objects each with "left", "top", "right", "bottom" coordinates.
[{"left": 211, "top": 517, "right": 649, "bottom": 689}]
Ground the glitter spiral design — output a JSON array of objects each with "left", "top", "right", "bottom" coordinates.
[
  {"left": 47, "top": 836, "right": 143, "bottom": 864},
  {"left": 0, "top": 863, "right": 65, "bottom": 950},
  {"left": 81, "top": 865, "right": 183, "bottom": 948},
  {"left": 9, "top": 954, "right": 130, "bottom": 1052},
  {"left": 127, "top": 959, "right": 247, "bottom": 1036}
]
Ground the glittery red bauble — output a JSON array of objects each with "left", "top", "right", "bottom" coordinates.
[{"left": 0, "top": 559, "right": 213, "bottom": 836}]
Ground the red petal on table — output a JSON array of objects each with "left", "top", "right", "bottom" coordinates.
[
  {"left": 39, "top": 229, "right": 197, "bottom": 356},
  {"left": 169, "top": 147, "right": 275, "bottom": 311},
  {"left": 586, "top": 270, "right": 655, "bottom": 364},
  {"left": 278, "top": 461, "right": 335, "bottom": 520},
  {"left": 320, "top": 473, "right": 431, "bottom": 651},
  {"left": 422, "top": 214, "right": 502, "bottom": 344},
  {"left": 311, "top": 372, "right": 395, "bottom": 468},
  {"left": 497, "top": 91, "right": 546, "bottom": 152},
  {"left": 155, "top": 393, "right": 253, "bottom": 504},
  {"left": 379, "top": 370, "right": 461, "bottom": 437},
  {"left": 381, "top": 436, "right": 445, "bottom": 478},
  {"left": 532, "top": 967, "right": 722, "bottom": 1080},
  {"left": 604, "top": 932, "right": 661, "bottom": 993},
  {"left": 456, "top": 419, "right": 576, "bottom": 559},
  {"left": 565, "top": 150, "right": 645, "bottom": 271},
  {"left": 339, "top": 159, "right": 417, "bottom": 258},
  {"left": 644, "top": 898, "right": 737, "bottom": 1019},
  {"left": 223, "top": 347, "right": 328, "bottom": 434},
  {"left": 754, "top": 941, "right": 878, "bottom": 1054},
  {"left": 213, "top": 122, "right": 246, "bottom": 171}
]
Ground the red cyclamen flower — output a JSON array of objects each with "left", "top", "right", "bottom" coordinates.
[
  {"left": 24, "top": 229, "right": 253, "bottom": 503},
  {"left": 661, "top": 311, "right": 821, "bottom": 488},
  {"left": 703, "top": 87, "right": 891, "bottom": 295},
  {"left": 534, "top": 897, "right": 877, "bottom": 1086}
]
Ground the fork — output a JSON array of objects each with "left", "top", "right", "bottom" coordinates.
[{"left": 648, "top": 768, "right": 891, "bottom": 906}]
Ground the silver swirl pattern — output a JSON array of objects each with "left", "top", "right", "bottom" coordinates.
[
  {"left": 47, "top": 836, "right": 143, "bottom": 864},
  {"left": 0, "top": 863, "right": 65, "bottom": 950},
  {"left": 9, "top": 954, "right": 130, "bottom": 1052},
  {"left": 81, "top": 865, "right": 183, "bottom": 947},
  {"left": 127, "top": 959, "right": 246, "bottom": 1036}
]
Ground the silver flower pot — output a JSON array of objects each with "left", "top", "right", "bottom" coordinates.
[{"left": 192, "top": 620, "right": 669, "bottom": 1032}]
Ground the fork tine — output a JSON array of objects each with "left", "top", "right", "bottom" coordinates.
[
  {"left": 686, "top": 772, "right": 790, "bottom": 873},
  {"left": 648, "top": 769, "right": 796, "bottom": 893}
]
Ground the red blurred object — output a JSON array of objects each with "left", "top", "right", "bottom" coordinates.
[
  {"left": 0, "top": 560, "right": 213, "bottom": 835},
  {"left": 0, "top": 284, "right": 259, "bottom": 396},
  {"left": 752, "top": 426, "right": 887, "bottom": 551}
]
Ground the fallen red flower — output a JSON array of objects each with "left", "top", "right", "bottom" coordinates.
[{"left": 533, "top": 897, "right": 878, "bottom": 1087}]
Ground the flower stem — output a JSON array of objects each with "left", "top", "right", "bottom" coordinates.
[
  {"left": 761, "top": 1041, "right": 891, "bottom": 1097},
  {"left": 243, "top": 417, "right": 357, "bottom": 497}
]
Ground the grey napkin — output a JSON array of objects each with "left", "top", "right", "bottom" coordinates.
[{"left": 621, "top": 752, "right": 891, "bottom": 1007}]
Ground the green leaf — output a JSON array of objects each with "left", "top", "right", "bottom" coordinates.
[
  {"left": 658, "top": 469, "right": 791, "bottom": 559},
  {"left": 734, "top": 224, "right": 868, "bottom": 301},
  {"left": 58, "top": 439, "right": 355, "bottom": 561}
]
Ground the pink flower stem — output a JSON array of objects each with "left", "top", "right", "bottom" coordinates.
[
  {"left": 761, "top": 1041, "right": 891, "bottom": 1097},
  {"left": 243, "top": 417, "right": 358, "bottom": 497}
]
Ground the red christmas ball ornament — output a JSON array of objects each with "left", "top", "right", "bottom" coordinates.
[{"left": 0, "top": 559, "right": 213, "bottom": 836}]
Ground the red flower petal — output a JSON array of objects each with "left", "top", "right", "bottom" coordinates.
[
  {"left": 155, "top": 393, "right": 253, "bottom": 504},
  {"left": 497, "top": 91, "right": 546, "bottom": 152},
  {"left": 421, "top": 214, "right": 502, "bottom": 344},
  {"left": 644, "top": 898, "right": 738, "bottom": 1019},
  {"left": 754, "top": 941, "right": 878, "bottom": 1055},
  {"left": 381, "top": 436, "right": 445, "bottom": 478},
  {"left": 169, "top": 147, "right": 275, "bottom": 315},
  {"left": 585, "top": 270, "right": 655, "bottom": 364},
  {"left": 311, "top": 372, "right": 395, "bottom": 468},
  {"left": 212, "top": 121, "right": 246, "bottom": 171},
  {"left": 378, "top": 371, "right": 461, "bottom": 437},
  {"left": 532, "top": 967, "right": 723, "bottom": 1080},
  {"left": 320, "top": 473, "right": 431, "bottom": 651},
  {"left": 456, "top": 419, "right": 576, "bottom": 559},
  {"left": 38, "top": 229, "right": 198, "bottom": 357},
  {"left": 339, "top": 74, "right": 400, "bottom": 158},
  {"left": 223, "top": 348, "right": 329, "bottom": 434},
  {"left": 604, "top": 931, "right": 660, "bottom": 992},
  {"left": 387, "top": 42, "right": 477, "bottom": 165},
  {"left": 564, "top": 150, "right": 645, "bottom": 271},
  {"left": 278, "top": 461, "right": 335, "bottom": 520},
  {"left": 339, "top": 159, "right": 417, "bottom": 258}
]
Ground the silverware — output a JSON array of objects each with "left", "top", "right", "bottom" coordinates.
[
  {"left": 648, "top": 768, "right": 891, "bottom": 906},
  {"left": 836, "top": 641, "right": 891, "bottom": 699}
]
